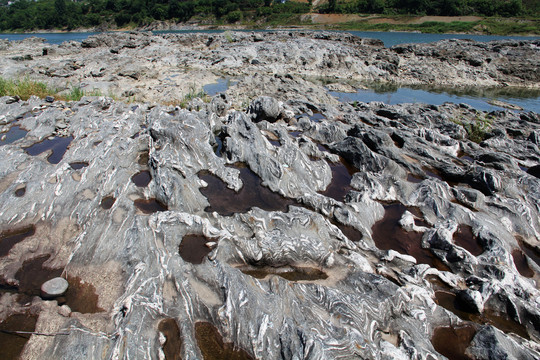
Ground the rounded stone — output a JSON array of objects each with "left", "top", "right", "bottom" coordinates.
[{"left": 41, "top": 277, "right": 69, "bottom": 299}]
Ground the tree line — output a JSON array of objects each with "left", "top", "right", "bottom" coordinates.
[
  {"left": 0, "top": 0, "right": 536, "bottom": 32},
  {"left": 320, "top": 0, "right": 530, "bottom": 17}
]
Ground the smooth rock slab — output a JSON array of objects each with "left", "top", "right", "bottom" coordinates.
[{"left": 41, "top": 277, "right": 68, "bottom": 299}]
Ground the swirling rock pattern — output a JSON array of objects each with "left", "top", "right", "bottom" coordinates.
[{"left": 0, "top": 32, "right": 539, "bottom": 360}]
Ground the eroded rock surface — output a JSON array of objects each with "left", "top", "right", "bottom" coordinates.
[
  {"left": 0, "top": 32, "right": 540, "bottom": 360},
  {"left": 0, "top": 31, "right": 538, "bottom": 104}
]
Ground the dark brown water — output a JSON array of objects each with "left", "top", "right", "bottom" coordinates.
[
  {"left": 372, "top": 203, "right": 449, "bottom": 271},
  {"left": 158, "top": 319, "right": 182, "bottom": 360},
  {"left": 511, "top": 249, "right": 534, "bottom": 278},
  {"left": 435, "top": 290, "right": 529, "bottom": 339},
  {"left": 14, "top": 255, "right": 63, "bottom": 296},
  {"left": 0, "top": 312, "right": 38, "bottom": 360},
  {"left": 0, "top": 225, "right": 36, "bottom": 257},
  {"left": 319, "top": 158, "right": 356, "bottom": 202},
  {"left": 134, "top": 198, "right": 168, "bottom": 214},
  {"left": 241, "top": 266, "right": 328, "bottom": 281},
  {"left": 332, "top": 220, "right": 363, "bottom": 242},
  {"left": 178, "top": 235, "right": 216, "bottom": 264},
  {"left": 100, "top": 196, "right": 116, "bottom": 209},
  {"left": 198, "top": 164, "right": 294, "bottom": 216},
  {"left": 516, "top": 236, "right": 540, "bottom": 268},
  {"left": 195, "top": 322, "right": 253, "bottom": 360},
  {"left": 431, "top": 324, "right": 476, "bottom": 360},
  {"left": 69, "top": 162, "right": 89, "bottom": 170},
  {"left": 131, "top": 170, "right": 152, "bottom": 187},
  {"left": 453, "top": 225, "right": 484, "bottom": 256},
  {"left": 0, "top": 125, "right": 28, "bottom": 146},
  {"left": 24, "top": 136, "right": 74, "bottom": 164},
  {"left": 60, "top": 276, "right": 103, "bottom": 314}
]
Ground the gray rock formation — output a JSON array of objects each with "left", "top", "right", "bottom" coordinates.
[
  {"left": 41, "top": 277, "right": 69, "bottom": 299},
  {"left": 0, "top": 32, "right": 539, "bottom": 360}
]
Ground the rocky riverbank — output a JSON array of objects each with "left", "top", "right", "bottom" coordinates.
[
  {"left": 0, "top": 31, "right": 539, "bottom": 104},
  {"left": 1, "top": 32, "right": 540, "bottom": 359}
]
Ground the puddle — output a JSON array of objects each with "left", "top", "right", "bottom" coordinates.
[
  {"left": 69, "top": 162, "right": 88, "bottom": 170},
  {"left": 132, "top": 170, "right": 152, "bottom": 187},
  {"left": 14, "top": 255, "right": 63, "bottom": 296},
  {"left": 178, "top": 235, "right": 216, "bottom": 264},
  {"left": 435, "top": 291, "right": 529, "bottom": 339},
  {"left": 158, "top": 318, "right": 182, "bottom": 360},
  {"left": 372, "top": 203, "right": 449, "bottom": 271},
  {"left": 100, "top": 196, "right": 116, "bottom": 209},
  {"left": 0, "top": 225, "right": 36, "bottom": 257},
  {"left": 407, "top": 174, "right": 423, "bottom": 183},
  {"left": 24, "top": 136, "right": 74, "bottom": 164},
  {"left": 512, "top": 249, "right": 534, "bottom": 278},
  {"left": 319, "top": 158, "right": 356, "bottom": 202},
  {"left": 240, "top": 266, "right": 328, "bottom": 281},
  {"left": 198, "top": 164, "right": 294, "bottom": 216},
  {"left": 138, "top": 150, "right": 149, "bottom": 165},
  {"left": 435, "top": 290, "right": 478, "bottom": 320},
  {"left": 0, "top": 125, "right": 28, "bottom": 146},
  {"left": 134, "top": 198, "right": 168, "bottom": 214},
  {"left": 14, "top": 187, "right": 26, "bottom": 197},
  {"left": 203, "top": 78, "right": 237, "bottom": 96},
  {"left": 0, "top": 312, "right": 38, "bottom": 360},
  {"left": 59, "top": 276, "right": 103, "bottom": 314},
  {"left": 431, "top": 324, "right": 476, "bottom": 360},
  {"left": 195, "top": 321, "right": 253, "bottom": 360},
  {"left": 453, "top": 225, "right": 483, "bottom": 256}
]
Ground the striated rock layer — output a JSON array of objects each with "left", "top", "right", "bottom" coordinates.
[{"left": 0, "top": 32, "right": 539, "bottom": 360}]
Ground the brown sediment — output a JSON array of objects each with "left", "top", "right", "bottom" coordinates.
[
  {"left": 512, "top": 249, "right": 534, "bottom": 278},
  {"left": 178, "top": 235, "right": 217, "bottom": 265},
  {"left": 198, "top": 163, "right": 294, "bottom": 216},
  {"left": 158, "top": 318, "right": 182, "bottom": 360},
  {"left": 0, "top": 225, "right": 36, "bottom": 257},
  {"left": 372, "top": 203, "right": 449, "bottom": 271},
  {"left": 134, "top": 198, "right": 168, "bottom": 214},
  {"left": 453, "top": 225, "right": 484, "bottom": 256},
  {"left": 195, "top": 321, "right": 253, "bottom": 360},
  {"left": 60, "top": 276, "right": 103, "bottom": 314},
  {"left": 0, "top": 312, "right": 38, "bottom": 360},
  {"left": 14, "top": 255, "right": 63, "bottom": 296},
  {"left": 319, "top": 157, "right": 357, "bottom": 202},
  {"left": 431, "top": 324, "right": 476, "bottom": 360},
  {"left": 240, "top": 266, "right": 328, "bottom": 281}
]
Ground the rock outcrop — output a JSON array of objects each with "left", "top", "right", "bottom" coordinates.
[{"left": 0, "top": 32, "right": 539, "bottom": 360}]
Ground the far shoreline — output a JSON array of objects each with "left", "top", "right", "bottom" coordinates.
[{"left": 0, "top": 15, "right": 539, "bottom": 38}]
